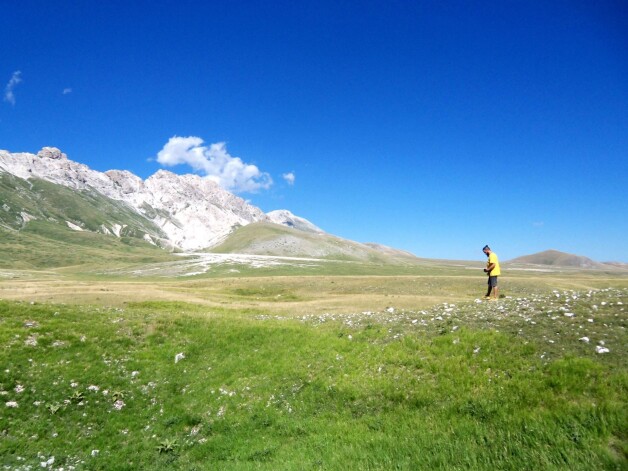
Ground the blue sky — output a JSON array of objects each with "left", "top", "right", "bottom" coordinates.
[{"left": 1, "top": 1, "right": 627, "bottom": 261}]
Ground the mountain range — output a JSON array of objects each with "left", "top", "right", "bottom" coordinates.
[
  {"left": 0, "top": 147, "right": 417, "bottom": 267},
  {"left": 1, "top": 147, "right": 624, "bottom": 271}
]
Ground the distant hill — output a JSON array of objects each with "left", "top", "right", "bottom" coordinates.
[
  {"left": 210, "top": 222, "right": 419, "bottom": 263},
  {"left": 363, "top": 243, "right": 417, "bottom": 259},
  {"left": 602, "top": 261, "right": 628, "bottom": 269},
  {"left": 509, "top": 250, "right": 605, "bottom": 269}
]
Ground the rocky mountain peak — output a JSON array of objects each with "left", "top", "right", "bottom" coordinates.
[
  {"left": 0, "top": 148, "right": 279, "bottom": 251},
  {"left": 37, "top": 147, "right": 68, "bottom": 160}
]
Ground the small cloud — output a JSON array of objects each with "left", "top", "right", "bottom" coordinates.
[
  {"left": 3, "top": 71, "right": 22, "bottom": 105},
  {"left": 62, "top": 88, "right": 72, "bottom": 95},
  {"left": 532, "top": 221, "right": 544, "bottom": 227},
  {"left": 282, "top": 172, "right": 295, "bottom": 185},
  {"left": 156, "top": 136, "right": 273, "bottom": 193}
]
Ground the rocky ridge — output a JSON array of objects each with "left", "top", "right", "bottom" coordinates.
[{"left": 0, "top": 147, "right": 298, "bottom": 250}]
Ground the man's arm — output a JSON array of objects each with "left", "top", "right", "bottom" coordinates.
[{"left": 484, "top": 263, "right": 495, "bottom": 273}]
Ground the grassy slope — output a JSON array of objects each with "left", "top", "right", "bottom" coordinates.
[
  {"left": 0, "top": 173, "right": 174, "bottom": 269},
  {"left": 0, "top": 280, "right": 626, "bottom": 470},
  {"left": 0, "top": 218, "right": 175, "bottom": 270},
  {"left": 210, "top": 222, "right": 416, "bottom": 263},
  {"left": 509, "top": 250, "right": 604, "bottom": 268},
  {"left": 0, "top": 223, "right": 174, "bottom": 270},
  {"left": 0, "top": 174, "right": 164, "bottom": 236}
]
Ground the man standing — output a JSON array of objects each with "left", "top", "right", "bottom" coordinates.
[{"left": 483, "top": 245, "right": 501, "bottom": 300}]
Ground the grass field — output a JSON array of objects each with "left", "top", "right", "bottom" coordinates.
[{"left": 1, "top": 262, "right": 626, "bottom": 470}]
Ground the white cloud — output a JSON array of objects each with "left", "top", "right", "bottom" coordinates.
[
  {"left": 62, "top": 88, "right": 72, "bottom": 95},
  {"left": 282, "top": 172, "right": 295, "bottom": 185},
  {"left": 3, "top": 71, "right": 22, "bottom": 105},
  {"left": 156, "top": 136, "right": 272, "bottom": 193}
]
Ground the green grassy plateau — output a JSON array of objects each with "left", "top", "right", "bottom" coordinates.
[{"left": 1, "top": 260, "right": 627, "bottom": 470}]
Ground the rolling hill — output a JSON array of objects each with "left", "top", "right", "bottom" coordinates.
[
  {"left": 209, "top": 222, "right": 419, "bottom": 263},
  {"left": 508, "top": 250, "right": 607, "bottom": 269}
]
